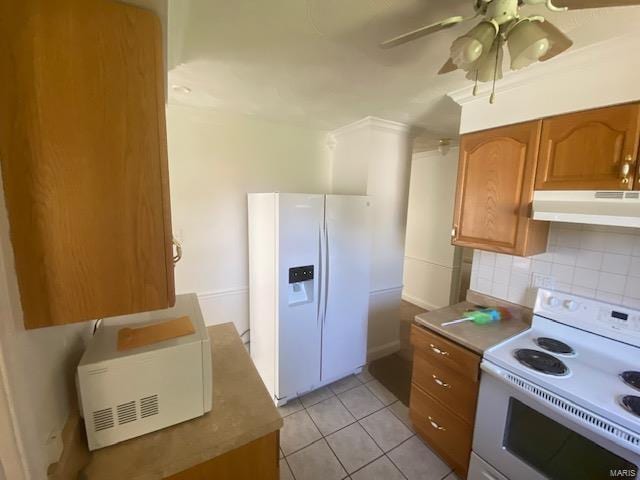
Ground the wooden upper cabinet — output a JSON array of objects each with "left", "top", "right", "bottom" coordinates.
[
  {"left": 452, "top": 121, "right": 549, "bottom": 257},
  {"left": 536, "top": 103, "right": 640, "bottom": 190},
  {"left": 0, "top": 0, "right": 175, "bottom": 329}
]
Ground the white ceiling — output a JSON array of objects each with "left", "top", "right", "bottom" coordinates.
[{"left": 168, "top": 0, "right": 640, "bottom": 140}]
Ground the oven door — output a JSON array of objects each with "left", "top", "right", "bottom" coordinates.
[{"left": 473, "top": 361, "right": 639, "bottom": 480}]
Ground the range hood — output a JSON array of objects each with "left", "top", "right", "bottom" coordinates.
[{"left": 532, "top": 191, "right": 640, "bottom": 228}]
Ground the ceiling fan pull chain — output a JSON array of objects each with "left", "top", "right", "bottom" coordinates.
[
  {"left": 490, "top": 35, "right": 502, "bottom": 104},
  {"left": 473, "top": 70, "right": 479, "bottom": 96}
]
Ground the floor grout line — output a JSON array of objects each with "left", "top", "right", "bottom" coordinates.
[
  {"left": 303, "top": 405, "right": 351, "bottom": 478},
  {"left": 280, "top": 373, "right": 440, "bottom": 480}
]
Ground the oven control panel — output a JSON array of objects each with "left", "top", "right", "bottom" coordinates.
[{"left": 535, "top": 289, "right": 640, "bottom": 346}]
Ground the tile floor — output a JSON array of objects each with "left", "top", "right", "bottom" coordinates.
[{"left": 278, "top": 370, "right": 459, "bottom": 480}]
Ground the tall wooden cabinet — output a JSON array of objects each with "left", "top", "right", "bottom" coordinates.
[
  {"left": 536, "top": 103, "right": 640, "bottom": 190},
  {"left": 0, "top": 0, "right": 175, "bottom": 329},
  {"left": 452, "top": 121, "right": 549, "bottom": 257}
]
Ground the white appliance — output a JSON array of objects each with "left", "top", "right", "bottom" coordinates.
[
  {"left": 248, "top": 193, "right": 372, "bottom": 405},
  {"left": 469, "top": 289, "right": 640, "bottom": 480},
  {"left": 533, "top": 190, "right": 640, "bottom": 228},
  {"left": 77, "top": 294, "right": 212, "bottom": 450}
]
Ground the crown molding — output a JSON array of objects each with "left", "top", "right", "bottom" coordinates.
[
  {"left": 329, "top": 116, "right": 411, "bottom": 138},
  {"left": 412, "top": 144, "right": 460, "bottom": 159},
  {"left": 447, "top": 31, "right": 640, "bottom": 106}
]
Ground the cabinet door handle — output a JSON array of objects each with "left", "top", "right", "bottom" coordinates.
[
  {"left": 451, "top": 225, "right": 457, "bottom": 238},
  {"left": 172, "top": 237, "right": 183, "bottom": 264},
  {"left": 621, "top": 154, "right": 633, "bottom": 184},
  {"left": 428, "top": 416, "right": 446, "bottom": 431},
  {"left": 429, "top": 343, "right": 450, "bottom": 356},
  {"left": 432, "top": 374, "right": 451, "bottom": 389}
]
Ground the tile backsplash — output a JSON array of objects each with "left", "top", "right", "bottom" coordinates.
[{"left": 470, "top": 223, "right": 640, "bottom": 309}]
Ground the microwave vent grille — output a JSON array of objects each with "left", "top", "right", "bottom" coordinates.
[
  {"left": 92, "top": 408, "right": 114, "bottom": 432},
  {"left": 625, "top": 192, "right": 639, "bottom": 199},
  {"left": 140, "top": 394, "right": 159, "bottom": 418},
  {"left": 504, "top": 372, "right": 640, "bottom": 449},
  {"left": 116, "top": 401, "right": 137, "bottom": 425}
]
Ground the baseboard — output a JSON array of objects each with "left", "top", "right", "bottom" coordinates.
[
  {"left": 369, "top": 285, "right": 403, "bottom": 297},
  {"left": 401, "top": 292, "right": 443, "bottom": 311},
  {"left": 367, "top": 340, "right": 401, "bottom": 362}
]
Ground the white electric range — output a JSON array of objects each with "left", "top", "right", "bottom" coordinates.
[{"left": 469, "top": 289, "right": 640, "bottom": 480}]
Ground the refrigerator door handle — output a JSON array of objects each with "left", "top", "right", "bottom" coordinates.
[
  {"left": 323, "top": 224, "right": 329, "bottom": 326},
  {"left": 317, "top": 226, "right": 323, "bottom": 327}
]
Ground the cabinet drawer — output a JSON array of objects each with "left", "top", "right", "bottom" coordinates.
[
  {"left": 410, "top": 384, "right": 472, "bottom": 476},
  {"left": 412, "top": 351, "right": 478, "bottom": 425},
  {"left": 410, "top": 325, "right": 480, "bottom": 382}
]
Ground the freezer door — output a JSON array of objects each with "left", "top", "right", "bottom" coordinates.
[
  {"left": 277, "top": 194, "right": 324, "bottom": 400},
  {"left": 321, "top": 195, "right": 372, "bottom": 382}
]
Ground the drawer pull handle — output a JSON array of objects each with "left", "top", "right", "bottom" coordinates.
[
  {"left": 432, "top": 374, "right": 451, "bottom": 389},
  {"left": 429, "top": 344, "right": 449, "bottom": 356},
  {"left": 428, "top": 416, "right": 446, "bottom": 431}
]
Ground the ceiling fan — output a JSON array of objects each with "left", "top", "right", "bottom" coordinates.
[{"left": 380, "top": 0, "right": 640, "bottom": 103}]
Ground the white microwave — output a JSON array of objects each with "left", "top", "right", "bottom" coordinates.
[{"left": 76, "top": 294, "right": 212, "bottom": 450}]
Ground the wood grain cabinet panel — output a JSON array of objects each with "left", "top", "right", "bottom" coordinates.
[
  {"left": 410, "top": 384, "right": 473, "bottom": 478},
  {"left": 452, "top": 121, "right": 549, "bottom": 257},
  {"left": 166, "top": 431, "right": 279, "bottom": 480},
  {"left": 410, "top": 325, "right": 480, "bottom": 382},
  {"left": 536, "top": 103, "right": 640, "bottom": 191},
  {"left": 0, "top": 0, "right": 175, "bottom": 328},
  {"left": 409, "top": 325, "right": 481, "bottom": 477},
  {"left": 412, "top": 351, "right": 479, "bottom": 425}
]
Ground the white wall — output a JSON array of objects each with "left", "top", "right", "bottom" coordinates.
[
  {"left": 402, "top": 148, "right": 462, "bottom": 310},
  {"left": 329, "top": 117, "right": 413, "bottom": 359},
  {"left": 470, "top": 223, "right": 640, "bottom": 309},
  {"left": 0, "top": 181, "right": 93, "bottom": 480},
  {"left": 167, "top": 105, "right": 331, "bottom": 334},
  {"left": 451, "top": 33, "right": 640, "bottom": 134}
]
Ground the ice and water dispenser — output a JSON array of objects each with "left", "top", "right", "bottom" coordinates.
[{"left": 288, "top": 265, "right": 314, "bottom": 305}]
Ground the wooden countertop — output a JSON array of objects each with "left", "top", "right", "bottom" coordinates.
[
  {"left": 413, "top": 291, "right": 532, "bottom": 354},
  {"left": 69, "top": 323, "right": 282, "bottom": 480}
]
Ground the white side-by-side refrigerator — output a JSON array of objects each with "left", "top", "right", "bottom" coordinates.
[{"left": 248, "top": 193, "right": 372, "bottom": 405}]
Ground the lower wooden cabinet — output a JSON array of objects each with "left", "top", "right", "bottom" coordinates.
[
  {"left": 410, "top": 325, "right": 480, "bottom": 478},
  {"left": 410, "top": 384, "right": 473, "bottom": 475},
  {"left": 166, "top": 431, "right": 279, "bottom": 480}
]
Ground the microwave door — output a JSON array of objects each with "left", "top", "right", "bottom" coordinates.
[{"left": 473, "top": 363, "right": 639, "bottom": 480}]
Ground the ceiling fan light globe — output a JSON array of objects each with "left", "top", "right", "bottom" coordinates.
[
  {"left": 450, "top": 22, "right": 497, "bottom": 70},
  {"left": 451, "top": 37, "right": 483, "bottom": 69},
  {"left": 511, "top": 38, "right": 551, "bottom": 69},
  {"left": 466, "top": 41, "right": 504, "bottom": 83},
  {"left": 508, "top": 19, "right": 552, "bottom": 70}
]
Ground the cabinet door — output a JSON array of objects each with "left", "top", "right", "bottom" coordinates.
[
  {"left": 452, "top": 121, "right": 548, "bottom": 257},
  {"left": 0, "top": 0, "right": 174, "bottom": 328},
  {"left": 536, "top": 103, "right": 640, "bottom": 190}
]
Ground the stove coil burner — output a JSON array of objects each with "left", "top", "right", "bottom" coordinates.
[
  {"left": 621, "top": 371, "right": 640, "bottom": 391},
  {"left": 535, "top": 337, "right": 575, "bottom": 356},
  {"left": 621, "top": 395, "right": 640, "bottom": 417},
  {"left": 513, "top": 349, "right": 569, "bottom": 376}
]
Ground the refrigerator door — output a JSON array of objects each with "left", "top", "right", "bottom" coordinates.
[
  {"left": 277, "top": 193, "right": 324, "bottom": 400},
  {"left": 321, "top": 195, "right": 372, "bottom": 382}
]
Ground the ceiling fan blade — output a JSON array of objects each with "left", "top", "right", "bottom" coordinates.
[
  {"left": 556, "top": 0, "right": 640, "bottom": 8},
  {"left": 537, "top": 20, "right": 574, "bottom": 62},
  {"left": 438, "top": 58, "right": 459, "bottom": 75},
  {"left": 380, "top": 15, "right": 472, "bottom": 49}
]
